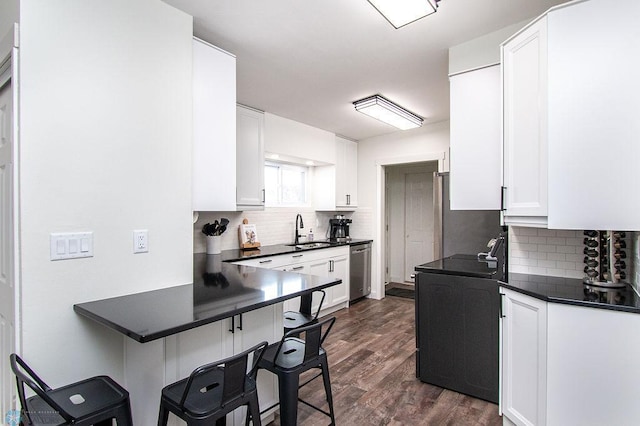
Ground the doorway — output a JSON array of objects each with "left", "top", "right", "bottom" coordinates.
[{"left": 384, "top": 162, "right": 438, "bottom": 291}]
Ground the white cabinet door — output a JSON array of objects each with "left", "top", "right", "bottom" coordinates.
[
  {"left": 315, "top": 137, "right": 357, "bottom": 211},
  {"left": 547, "top": 0, "right": 640, "bottom": 230},
  {"left": 236, "top": 105, "right": 265, "bottom": 210},
  {"left": 230, "top": 306, "right": 282, "bottom": 424},
  {"left": 546, "top": 303, "right": 640, "bottom": 426},
  {"left": 501, "top": 288, "right": 547, "bottom": 426},
  {"left": 502, "top": 17, "right": 548, "bottom": 225},
  {"left": 449, "top": 65, "right": 501, "bottom": 210},
  {"left": 335, "top": 137, "right": 358, "bottom": 209},
  {"left": 328, "top": 253, "right": 349, "bottom": 306},
  {"left": 192, "top": 39, "right": 236, "bottom": 211}
]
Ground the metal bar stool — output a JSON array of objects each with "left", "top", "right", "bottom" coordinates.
[
  {"left": 255, "top": 316, "right": 336, "bottom": 425},
  {"left": 283, "top": 290, "right": 326, "bottom": 334},
  {"left": 158, "top": 341, "right": 268, "bottom": 426},
  {"left": 10, "top": 353, "right": 133, "bottom": 426}
]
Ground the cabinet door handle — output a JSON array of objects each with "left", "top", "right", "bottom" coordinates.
[
  {"left": 262, "top": 189, "right": 265, "bottom": 203},
  {"left": 499, "top": 293, "right": 506, "bottom": 318},
  {"left": 259, "top": 259, "right": 273, "bottom": 264},
  {"left": 329, "top": 260, "right": 334, "bottom": 273},
  {"left": 346, "top": 194, "right": 350, "bottom": 205},
  {"left": 292, "top": 266, "right": 304, "bottom": 271},
  {"left": 229, "top": 316, "right": 235, "bottom": 334},
  {"left": 237, "top": 314, "right": 243, "bottom": 331},
  {"left": 501, "top": 186, "right": 507, "bottom": 211},
  {"left": 292, "top": 254, "right": 303, "bottom": 258}
]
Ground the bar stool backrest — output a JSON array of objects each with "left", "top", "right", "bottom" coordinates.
[
  {"left": 274, "top": 316, "right": 336, "bottom": 367},
  {"left": 298, "top": 290, "right": 326, "bottom": 319},
  {"left": 178, "top": 340, "right": 268, "bottom": 409},
  {"left": 10, "top": 354, "right": 74, "bottom": 424}
]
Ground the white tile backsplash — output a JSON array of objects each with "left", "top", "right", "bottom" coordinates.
[
  {"left": 510, "top": 227, "right": 637, "bottom": 286},
  {"left": 509, "top": 227, "right": 584, "bottom": 279},
  {"left": 193, "top": 207, "right": 374, "bottom": 253}
]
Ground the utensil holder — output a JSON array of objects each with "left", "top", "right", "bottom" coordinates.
[{"left": 206, "top": 235, "right": 221, "bottom": 255}]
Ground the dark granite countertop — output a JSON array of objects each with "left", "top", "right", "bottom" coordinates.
[
  {"left": 220, "top": 239, "right": 373, "bottom": 263},
  {"left": 415, "top": 254, "right": 501, "bottom": 279},
  {"left": 74, "top": 253, "right": 342, "bottom": 343},
  {"left": 500, "top": 273, "right": 640, "bottom": 314}
]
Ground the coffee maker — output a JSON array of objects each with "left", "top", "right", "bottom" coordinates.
[{"left": 329, "top": 215, "right": 352, "bottom": 242}]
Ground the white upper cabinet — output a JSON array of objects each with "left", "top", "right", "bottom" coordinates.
[
  {"left": 449, "top": 65, "right": 501, "bottom": 210},
  {"left": 192, "top": 38, "right": 237, "bottom": 211},
  {"left": 502, "top": 16, "right": 548, "bottom": 226},
  {"left": 314, "top": 136, "right": 358, "bottom": 211},
  {"left": 502, "top": 0, "right": 639, "bottom": 230},
  {"left": 236, "top": 105, "right": 265, "bottom": 210},
  {"left": 547, "top": 0, "right": 640, "bottom": 230},
  {"left": 335, "top": 136, "right": 358, "bottom": 209}
]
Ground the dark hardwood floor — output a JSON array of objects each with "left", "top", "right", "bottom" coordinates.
[{"left": 270, "top": 296, "right": 502, "bottom": 425}]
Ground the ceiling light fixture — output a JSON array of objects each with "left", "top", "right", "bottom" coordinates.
[
  {"left": 367, "top": 0, "right": 441, "bottom": 29},
  {"left": 353, "top": 95, "right": 423, "bottom": 130}
]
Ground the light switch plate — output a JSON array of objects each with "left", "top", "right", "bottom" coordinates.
[{"left": 50, "top": 232, "right": 93, "bottom": 260}]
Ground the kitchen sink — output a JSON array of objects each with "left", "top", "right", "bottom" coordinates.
[{"left": 286, "top": 241, "right": 333, "bottom": 249}]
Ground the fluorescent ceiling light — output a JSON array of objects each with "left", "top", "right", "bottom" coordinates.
[
  {"left": 367, "top": 0, "right": 439, "bottom": 29},
  {"left": 353, "top": 95, "right": 423, "bottom": 130}
]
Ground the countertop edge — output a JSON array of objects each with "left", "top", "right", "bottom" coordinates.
[
  {"left": 74, "top": 277, "right": 342, "bottom": 343},
  {"left": 499, "top": 281, "right": 640, "bottom": 315},
  {"left": 219, "top": 239, "right": 373, "bottom": 263}
]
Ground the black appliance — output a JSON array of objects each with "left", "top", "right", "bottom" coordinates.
[
  {"left": 329, "top": 215, "right": 351, "bottom": 242},
  {"left": 414, "top": 238, "right": 505, "bottom": 404}
]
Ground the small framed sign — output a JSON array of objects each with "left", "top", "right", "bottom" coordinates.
[{"left": 238, "top": 218, "right": 261, "bottom": 250}]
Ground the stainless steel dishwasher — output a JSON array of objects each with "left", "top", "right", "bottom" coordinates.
[{"left": 349, "top": 242, "right": 371, "bottom": 301}]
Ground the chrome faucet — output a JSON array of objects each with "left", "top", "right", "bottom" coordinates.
[{"left": 295, "top": 213, "right": 304, "bottom": 244}]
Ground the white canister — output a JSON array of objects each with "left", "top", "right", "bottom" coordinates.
[{"left": 206, "top": 235, "right": 221, "bottom": 255}]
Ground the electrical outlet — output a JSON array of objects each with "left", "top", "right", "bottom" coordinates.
[{"left": 133, "top": 230, "right": 148, "bottom": 253}]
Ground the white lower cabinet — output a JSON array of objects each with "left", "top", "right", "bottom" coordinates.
[
  {"left": 233, "top": 247, "right": 350, "bottom": 317},
  {"left": 500, "top": 288, "right": 547, "bottom": 426},
  {"left": 546, "top": 303, "right": 640, "bottom": 426},
  {"left": 501, "top": 287, "right": 640, "bottom": 426},
  {"left": 127, "top": 304, "right": 282, "bottom": 426}
]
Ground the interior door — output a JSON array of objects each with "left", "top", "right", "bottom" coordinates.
[
  {"left": 0, "top": 65, "right": 16, "bottom": 418},
  {"left": 405, "top": 172, "right": 434, "bottom": 282}
]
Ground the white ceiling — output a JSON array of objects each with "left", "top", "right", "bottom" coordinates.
[{"left": 163, "top": 0, "right": 566, "bottom": 141}]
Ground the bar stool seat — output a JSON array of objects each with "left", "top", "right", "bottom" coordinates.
[
  {"left": 283, "top": 290, "right": 326, "bottom": 334},
  {"left": 256, "top": 316, "right": 336, "bottom": 426},
  {"left": 10, "top": 353, "right": 133, "bottom": 426},
  {"left": 158, "top": 341, "right": 268, "bottom": 426}
]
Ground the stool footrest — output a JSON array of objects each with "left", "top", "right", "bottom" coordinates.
[{"left": 298, "top": 397, "right": 332, "bottom": 419}]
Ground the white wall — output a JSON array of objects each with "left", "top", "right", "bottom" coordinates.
[
  {"left": 448, "top": 21, "right": 528, "bottom": 75},
  {"left": 357, "top": 121, "right": 450, "bottom": 299},
  {"left": 19, "top": 0, "right": 193, "bottom": 385}
]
